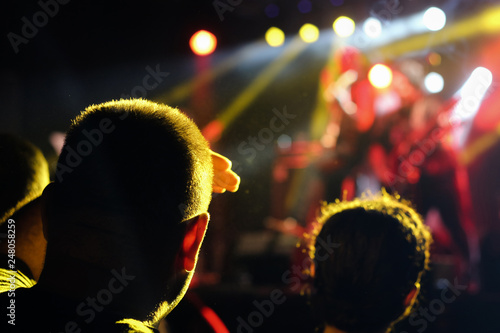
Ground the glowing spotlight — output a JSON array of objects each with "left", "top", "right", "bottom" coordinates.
[
  {"left": 368, "top": 64, "right": 393, "bottom": 89},
  {"left": 363, "top": 17, "right": 382, "bottom": 38},
  {"left": 190, "top": 30, "right": 217, "bottom": 56},
  {"left": 427, "top": 52, "right": 442, "bottom": 66},
  {"left": 423, "top": 7, "right": 446, "bottom": 31},
  {"left": 451, "top": 67, "right": 493, "bottom": 146},
  {"left": 452, "top": 67, "right": 492, "bottom": 122},
  {"left": 299, "top": 23, "right": 319, "bottom": 43},
  {"left": 265, "top": 4, "right": 280, "bottom": 18},
  {"left": 459, "top": 67, "right": 492, "bottom": 99},
  {"left": 424, "top": 72, "right": 444, "bottom": 93},
  {"left": 265, "top": 27, "right": 285, "bottom": 47},
  {"left": 277, "top": 134, "right": 292, "bottom": 149},
  {"left": 333, "top": 16, "right": 355, "bottom": 38},
  {"left": 298, "top": 0, "right": 312, "bottom": 13}
]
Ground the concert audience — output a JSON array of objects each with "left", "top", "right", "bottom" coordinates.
[
  {"left": 308, "top": 191, "right": 432, "bottom": 333},
  {"left": 0, "top": 99, "right": 238, "bottom": 332}
]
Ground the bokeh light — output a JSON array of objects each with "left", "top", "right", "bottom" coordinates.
[
  {"left": 189, "top": 30, "right": 217, "bottom": 56},
  {"left": 363, "top": 17, "right": 382, "bottom": 38},
  {"left": 277, "top": 134, "right": 292, "bottom": 149},
  {"left": 460, "top": 67, "right": 493, "bottom": 100},
  {"left": 333, "top": 16, "right": 355, "bottom": 38},
  {"left": 299, "top": 23, "right": 319, "bottom": 43},
  {"left": 265, "top": 27, "right": 285, "bottom": 47},
  {"left": 298, "top": 0, "right": 312, "bottom": 14},
  {"left": 424, "top": 72, "right": 445, "bottom": 93},
  {"left": 427, "top": 52, "right": 442, "bottom": 66},
  {"left": 265, "top": 4, "right": 280, "bottom": 18},
  {"left": 423, "top": 7, "right": 446, "bottom": 31},
  {"left": 368, "top": 64, "right": 393, "bottom": 89}
]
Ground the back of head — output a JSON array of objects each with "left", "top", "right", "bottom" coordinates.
[
  {"left": 310, "top": 191, "right": 431, "bottom": 333},
  {"left": 50, "top": 99, "right": 213, "bottom": 266},
  {"left": 0, "top": 134, "right": 50, "bottom": 224}
]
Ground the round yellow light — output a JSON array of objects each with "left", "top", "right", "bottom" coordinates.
[
  {"left": 265, "top": 27, "right": 285, "bottom": 47},
  {"left": 427, "top": 52, "right": 442, "bottom": 66},
  {"left": 368, "top": 64, "right": 393, "bottom": 89},
  {"left": 189, "top": 30, "right": 217, "bottom": 56},
  {"left": 333, "top": 16, "right": 355, "bottom": 38},
  {"left": 299, "top": 23, "right": 319, "bottom": 43}
]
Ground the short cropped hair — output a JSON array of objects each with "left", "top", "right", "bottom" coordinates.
[
  {"left": 53, "top": 99, "right": 213, "bottom": 224},
  {"left": 309, "top": 191, "right": 432, "bottom": 333},
  {"left": 0, "top": 134, "right": 50, "bottom": 224}
]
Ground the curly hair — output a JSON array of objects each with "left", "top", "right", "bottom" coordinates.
[{"left": 308, "top": 190, "right": 432, "bottom": 333}]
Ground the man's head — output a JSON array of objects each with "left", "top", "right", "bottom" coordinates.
[
  {"left": 0, "top": 134, "right": 50, "bottom": 224},
  {"left": 43, "top": 99, "right": 214, "bottom": 323},
  {"left": 309, "top": 191, "right": 432, "bottom": 333}
]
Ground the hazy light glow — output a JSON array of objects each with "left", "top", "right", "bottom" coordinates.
[
  {"left": 423, "top": 7, "right": 446, "bottom": 31},
  {"left": 265, "top": 27, "right": 285, "bottom": 47},
  {"left": 298, "top": 0, "right": 312, "bottom": 13},
  {"left": 368, "top": 64, "right": 393, "bottom": 89},
  {"left": 265, "top": 4, "right": 279, "bottom": 18},
  {"left": 299, "top": 23, "right": 319, "bottom": 43},
  {"left": 424, "top": 72, "right": 444, "bottom": 93},
  {"left": 333, "top": 16, "right": 355, "bottom": 38},
  {"left": 452, "top": 67, "right": 493, "bottom": 121},
  {"left": 451, "top": 67, "right": 493, "bottom": 146},
  {"left": 427, "top": 52, "right": 442, "bottom": 66},
  {"left": 189, "top": 30, "right": 217, "bottom": 56},
  {"left": 277, "top": 134, "right": 292, "bottom": 149},
  {"left": 363, "top": 17, "right": 382, "bottom": 38}
]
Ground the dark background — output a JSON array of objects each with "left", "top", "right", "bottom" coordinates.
[{"left": 2, "top": 1, "right": 500, "bottom": 332}]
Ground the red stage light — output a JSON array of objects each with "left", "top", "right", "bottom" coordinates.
[{"left": 190, "top": 30, "right": 217, "bottom": 56}]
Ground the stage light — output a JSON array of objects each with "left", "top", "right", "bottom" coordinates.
[
  {"left": 368, "top": 64, "right": 393, "bottom": 89},
  {"left": 190, "top": 30, "right": 217, "bottom": 56},
  {"left": 363, "top": 17, "right": 382, "bottom": 38},
  {"left": 424, "top": 72, "right": 444, "bottom": 93},
  {"left": 277, "top": 134, "right": 292, "bottom": 149},
  {"left": 265, "top": 4, "right": 280, "bottom": 18},
  {"left": 298, "top": 0, "right": 312, "bottom": 13},
  {"left": 333, "top": 16, "right": 355, "bottom": 38},
  {"left": 452, "top": 67, "right": 492, "bottom": 122},
  {"left": 423, "top": 7, "right": 446, "bottom": 31},
  {"left": 265, "top": 27, "right": 285, "bottom": 47},
  {"left": 427, "top": 52, "right": 441, "bottom": 66},
  {"left": 460, "top": 67, "right": 492, "bottom": 99},
  {"left": 451, "top": 67, "right": 493, "bottom": 146},
  {"left": 299, "top": 23, "right": 319, "bottom": 43}
]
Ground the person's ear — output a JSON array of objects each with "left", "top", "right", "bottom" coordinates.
[
  {"left": 39, "top": 182, "right": 55, "bottom": 241},
  {"left": 403, "top": 282, "right": 420, "bottom": 308},
  {"left": 180, "top": 212, "right": 209, "bottom": 272}
]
